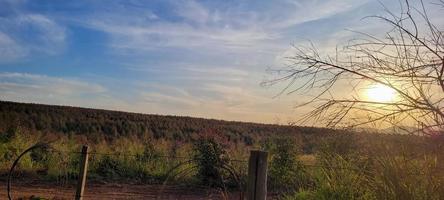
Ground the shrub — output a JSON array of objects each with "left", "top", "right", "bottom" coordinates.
[
  {"left": 193, "top": 129, "right": 229, "bottom": 187},
  {"left": 262, "top": 137, "right": 310, "bottom": 193},
  {"left": 95, "top": 155, "right": 127, "bottom": 179},
  {"left": 0, "top": 128, "right": 40, "bottom": 171}
]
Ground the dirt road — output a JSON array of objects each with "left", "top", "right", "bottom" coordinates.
[{"left": 0, "top": 181, "right": 243, "bottom": 200}]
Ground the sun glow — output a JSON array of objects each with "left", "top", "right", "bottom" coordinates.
[{"left": 365, "top": 83, "right": 397, "bottom": 103}]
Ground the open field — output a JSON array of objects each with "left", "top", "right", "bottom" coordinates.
[{"left": 2, "top": 101, "right": 444, "bottom": 199}]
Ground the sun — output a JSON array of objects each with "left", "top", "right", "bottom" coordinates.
[{"left": 365, "top": 83, "right": 397, "bottom": 102}]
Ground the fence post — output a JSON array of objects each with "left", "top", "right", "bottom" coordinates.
[
  {"left": 247, "top": 150, "right": 268, "bottom": 200},
  {"left": 75, "top": 145, "right": 89, "bottom": 200}
]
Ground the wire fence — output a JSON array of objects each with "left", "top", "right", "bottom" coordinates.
[
  {"left": 4, "top": 145, "right": 250, "bottom": 199},
  {"left": 45, "top": 148, "right": 443, "bottom": 176},
  {"left": 48, "top": 149, "right": 248, "bottom": 163},
  {"left": 4, "top": 145, "right": 444, "bottom": 199}
]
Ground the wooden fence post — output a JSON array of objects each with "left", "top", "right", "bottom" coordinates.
[
  {"left": 75, "top": 145, "right": 89, "bottom": 200},
  {"left": 247, "top": 150, "right": 268, "bottom": 200}
]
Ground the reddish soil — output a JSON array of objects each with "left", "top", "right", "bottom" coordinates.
[{"left": 0, "top": 181, "right": 244, "bottom": 200}]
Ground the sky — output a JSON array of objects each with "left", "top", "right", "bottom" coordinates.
[{"left": 0, "top": 0, "right": 442, "bottom": 124}]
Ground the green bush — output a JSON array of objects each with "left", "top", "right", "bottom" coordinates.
[
  {"left": 193, "top": 130, "right": 229, "bottom": 187},
  {"left": 45, "top": 150, "right": 79, "bottom": 183},
  {"left": 0, "top": 128, "right": 40, "bottom": 171},
  {"left": 262, "top": 137, "right": 309, "bottom": 193},
  {"left": 95, "top": 155, "right": 126, "bottom": 179}
]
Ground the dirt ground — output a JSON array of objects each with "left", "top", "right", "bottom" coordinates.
[{"left": 0, "top": 181, "right": 244, "bottom": 200}]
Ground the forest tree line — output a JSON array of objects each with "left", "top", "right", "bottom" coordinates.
[
  {"left": 0, "top": 100, "right": 430, "bottom": 154},
  {"left": 0, "top": 101, "right": 339, "bottom": 151}
]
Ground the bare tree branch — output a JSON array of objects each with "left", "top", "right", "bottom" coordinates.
[{"left": 264, "top": 0, "right": 444, "bottom": 134}]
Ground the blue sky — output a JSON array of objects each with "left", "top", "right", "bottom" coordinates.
[{"left": 1, "top": 0, "right": 442, "bottom": 124}]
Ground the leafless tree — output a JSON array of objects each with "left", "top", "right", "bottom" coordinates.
[{"left": 263, "top": 0, "right": 444, "bottom": 134}]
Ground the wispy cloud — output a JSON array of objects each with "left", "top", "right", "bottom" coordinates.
[
  {"left": 1, "top": 0, "right": 442, "bottom": 123},
  {"left": 0, "top": 72, "right": 105, "bottom": 104},
  {"left": 87, "top": 20, "right": 275, "bottom": 53},
  {"left": 174, "top": 0, "right": 210, "bottom": 24},
  {"left": 0, "top": 31, "right": 26, "bottom": 60},
  {"left": 0, "top": 72, "right": 298, "bottom": 122},
  {"left": 271, "top": 0, "right": 369, "bottom": 29},
  {"left": 0, "top": 2, "right": 66, "bottom": 60},
  {"left": 73, "top": 0, "right": 373, "bottom": 73}
]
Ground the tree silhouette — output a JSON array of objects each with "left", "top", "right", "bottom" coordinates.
[{"left": 264, "top": 0, "right": 444, "bottom": 134}]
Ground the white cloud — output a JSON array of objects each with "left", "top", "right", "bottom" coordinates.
[
  {"left": 17, "top": 14, "right": 66, "bottom": 55},
  {"left": 271, "top": 0, "right": 369, "bottom": 29},
  {"left": 182, "top": 65, "right": 249, "bottom": 77},
  {"left": 88, "top": 19, "right": 275, "bottom": 53},
  {"left": 0, "top": 31, "right": 26, "bottom": 60},
  {"left": 174, "top": 0, "right": 210, "bottom": 24},
  {"left": 72, "top": 0, "right": 372, "bottom": 123},
  {"left": 4, "top": 0, "right": 442, "bottom": 125},
  {"left": 141, "top": 92, "right": 200, "bottom": 108},
  {"left": 0, "top": 9, "right": 66, "bottom": 60},
  {"left": 0, "top": 71, "right": 308, "bottom": 123},
  {"left": 146, "top": 11, "right": 159, "bottom": 20},
  {"left": 0, "top": 72, "right": 106, "bottom": 105},
  {"left": 75, "top": 0, "right": 374, "bottom": 65},
  {"left": 135, "top": 81, "right": 297, "bottom": 121}
]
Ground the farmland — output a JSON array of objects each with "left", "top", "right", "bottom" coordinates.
[{"left": 1, "top": 101, "right": 444, "bottom": 199}]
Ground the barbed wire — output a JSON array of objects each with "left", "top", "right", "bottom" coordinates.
[
  {"left": 7, "top": 145, "right": 444, "bottom": 199},
  {"left": 8, "top": 147, "right": 443, "bottom": 177},
  {"left": 48, "top": 148, "right": 248, "bottom": 163},
  {"left": 43, "top": 148, "right": 444, "bottom": 176}
]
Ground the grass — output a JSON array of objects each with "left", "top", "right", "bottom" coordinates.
[{"left": 2, "top": 128, "right": 444, "bottom": 199}]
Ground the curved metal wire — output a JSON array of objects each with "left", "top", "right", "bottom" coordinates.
[{"left": 7, "top": 142, "right": 50, "bottom": 200}]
